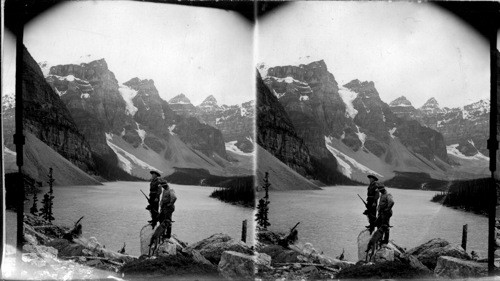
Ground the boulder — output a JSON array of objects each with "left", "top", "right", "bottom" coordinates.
[
  {"left": 200, "top": 240, "right": 253, "bottom": 265},
  {"left": 406, "top": 238, "right": 449, "bottom": 257},
  {"left": 415, "top": 244, "right": 471, "bottom": 270},
  {"left": 187, "top": 249, "right": 214, "bottom": 266},
  {"left": 401, "top": 254, "right": 431, "bottom": 273},
  {"left": 257, "top": 244, "right": 300, "bottom": 264},
  {"left": 184, "top": 233, "right": 233, "bottom": 252},
  {"left": 218, "top": 251, "right": 255, "bottom": 280},
  {"left": 185, "top": 233, "right": 253, "bottom": 264},
  {"left": 357, "top": 229, "right": 371, "bottom": 261},
  {"left": 46, "top": 239, "right": 86, "bottom": 257},
  {"left": 385, "top": 241, "right": 404, "bottom": 259},
  {"left": 157, "top": 242, "right": 177, "bottom": 256},
  {"left": 373, "top": 246, "right": 394, "bottom": 263},
  {"left": 255, "top": 253, "right": 273, "bottom": 273},
  {"left": 434, "top": 256, "right": 487, "bottom": 278}
]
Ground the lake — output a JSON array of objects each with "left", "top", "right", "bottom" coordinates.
[
  {"left": 6, "top": 182, "right": 254, "bottom": 256},
  {"left": 264, "top": 185, "right": 488, "bottom": 261}
]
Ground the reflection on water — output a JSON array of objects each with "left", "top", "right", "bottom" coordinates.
[
  {"left": 265, "top": 185, "right": 487, "bottom": 261},
  {"left": 14, "top": 182, "right": 254, "bottom": 256}
]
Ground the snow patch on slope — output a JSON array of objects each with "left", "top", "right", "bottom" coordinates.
[
  {"left": 272, "top": 89, "right": 286, "bottom": 99},
  {"left": 106, "top": 133, "right": 160, "bottom": 173},
  {"left": 447, "top": 144, "right": 489, "bottom": 161},
  {"left": 118, "top": 85, "right": 139, "bottom": 116},
  {"left": 168, "top": 125, "right": 176, "bottom": 135},
  {"left": 338, "top": 86, "right": 358, "bottom": 119},
  {"left": 4, "top": 147, "right": 16, "bottom": 156},
  {"left": 389, "top": 128, "right": 397, "bottom": 139},
  {"left": 226, "top": 141, "right": 253, "bottom": 156},
  {"left": 356, "top": 126, "right": 366, "bottom": 148},
  {"left": 325, "top": 136, "right": 382, "bottom": 178},
  {"left": 136, "top": 123, "right": 146, "bottom": 145}
]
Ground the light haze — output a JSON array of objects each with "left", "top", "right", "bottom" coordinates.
[
  {"left": 258, "top": 2, "right": 497, "bottom": 108},
  {"left": 16, "top": 1, "right": 254, "bottom": 106}
]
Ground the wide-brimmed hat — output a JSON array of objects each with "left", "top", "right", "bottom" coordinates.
[
  {"left": 367, "top": 175, "right": 378, "bottom": 181},
  {"left": 150, "top": 171, "right": 161, "bottom": 177}
]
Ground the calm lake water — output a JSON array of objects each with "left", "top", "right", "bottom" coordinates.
[
  {"left": 7, "top": 182, "right": 254, "bottom": 256},
  {"left": 264, "top": 185, "right": 488, "bottom": 261}
]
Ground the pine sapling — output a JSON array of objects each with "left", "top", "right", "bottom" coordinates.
[{"left": 255, "top": 172, "right": 271, "bottom": 231}]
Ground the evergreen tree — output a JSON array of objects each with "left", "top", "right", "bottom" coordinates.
[
  {"left": 30, "top": 193, "right": 38, "bottom": 215},
  {"left": 255, "top": 172, "right": 271, "bottom": 231},
  {"left": 39, "top": 193, "right": 55, "bottom": 222},
  {"left": 47, "top": 168, "right": 55, "bottom": 221},
  {"left": 39, "top": 168, "right": 55, "bottom": 223}
]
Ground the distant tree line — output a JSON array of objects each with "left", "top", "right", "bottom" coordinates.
[{"left": 431, "top": 178, "right": 497, "bottom": 215}]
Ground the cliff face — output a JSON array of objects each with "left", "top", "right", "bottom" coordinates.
[
  {"left": 19, "top": 46, "right": 96, "bottom": 173},
  {"left": 257, "top": 71, "right": 314, "bottom": 177}
]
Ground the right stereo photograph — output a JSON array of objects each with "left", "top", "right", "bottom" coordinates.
[{"left": 255, "top": 1, "right": 500, "bottom": 279}]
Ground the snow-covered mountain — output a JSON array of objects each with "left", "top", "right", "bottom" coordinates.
[
  {"left": 165, "top": 93, "right": 255, "bottom": 153},
  {"left": 41, "top": 56, "right": 250, "bottom": 179},
  {"left": 389, "top": 96, "right": 489, "bottom": 159},
  {"left": 258, "top": 60, "right": 481, "bottom": 184}
]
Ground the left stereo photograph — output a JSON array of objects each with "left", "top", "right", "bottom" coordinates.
[{"left": 2, "top": 1, "right": 256, "bottom": 280}]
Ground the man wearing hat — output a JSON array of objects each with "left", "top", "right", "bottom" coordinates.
[
  {"left": 376, "top": 184, "right": 394, "bottom": 245},
  {"left": 365, "top": 175, "right": 381, "bottom": 232},
  {"left": 148, "top": 171, "right": 164, "bottom": 227}
]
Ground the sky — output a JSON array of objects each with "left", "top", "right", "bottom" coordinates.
[
  {"left": 258, "top": 2, "right": 498, "bottom": 108},
  {"left": 4, "top": 1, "right": 254, "bottom": 106}
]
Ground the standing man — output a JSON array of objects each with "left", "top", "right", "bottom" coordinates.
[
  {"left": 376, "top": 184, "right": 394, "bottom": 245},
  {"left": 365, "top": 175, "right": 381, "bottom": 232},
  {"left": 147, "top": 171, "right": 164, "bottom": 228},
  {"left": 158, "top": 181, "right": 177, "bottom": 240}
]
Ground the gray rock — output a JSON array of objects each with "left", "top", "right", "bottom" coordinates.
[
  {"left": 218, "top": 251, "right": 255, "bottom": 280},
  {"left": 407, "top": 238, "right": 449, "bottom": 257},
  {"left": 434, "top": 256, "right": 487, "bottom": 278},
  {"left": 373, "top": 246, "right": 394, "bottom": 263},
  {"left": 416, "top": 244, "right": 471, "bottom": 270},
  {"left": 402, "top": 254, "right": 431, "bottom": 273},
  {"left": 185, "top": 233, "right": 253, "bottom": 264}
]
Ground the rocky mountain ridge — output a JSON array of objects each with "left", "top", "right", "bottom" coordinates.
[
  {"left": 390, "top": 96, "right": 489, "bottom": 158},
  {"left": 259, "top": 60, "right": 456, "bottom": 183},
  {"left": 167, "top": 93, "right": 255, "bottom": 153},
  {"left": 41, "top": 55, "right": 244, "bottom": 179}
]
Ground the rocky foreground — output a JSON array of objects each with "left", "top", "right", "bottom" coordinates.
[
  {"left": 5, "top": 214, "right": 500, "bottom": 280},
  {"left": 253, "top": 228, "right": 497, "bottom": 280},
  {"left": 3, "top": 214, "right": 262, "bottom": 280}
]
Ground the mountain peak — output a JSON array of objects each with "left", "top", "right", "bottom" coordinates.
[
  {"left": 421, "top": 97, "right": 440, "bottom": 109},
  {"left": 390, "top": 96, "right": 413, "bottom": 107},
  {"left": 199, "top": 95, "right": 219, "bottom": 108},
  {"left": 169, "top": 93, "right": 192, "bottom": 105}
]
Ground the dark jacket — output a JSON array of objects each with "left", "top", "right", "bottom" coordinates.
[
  {"left": 367, "top": 181, "right": 381, "bottom": 206},
  {"left": 149, "top": 177, "right": 164, "bottom": 198}
]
